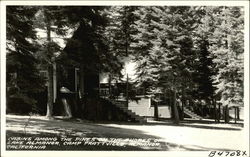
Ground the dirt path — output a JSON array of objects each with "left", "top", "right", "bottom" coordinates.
[{"left": 5, "top": 115, "right": 245, "bottom": 151}]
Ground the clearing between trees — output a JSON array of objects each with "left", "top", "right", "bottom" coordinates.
[{"left": 5, "top": 114, "right": 244, "bottom": 151}]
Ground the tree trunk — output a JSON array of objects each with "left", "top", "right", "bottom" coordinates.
[
  {"left": 62, "top": 98, "right": 72, "bottom": 118},
  {"left": 169, "top": 91, "right": 174, "bottom": 119},
  {"left": 234, "top": 107, "right": 237, "bottom": 124},
  {"left": 108, "top": 74, "right": 112, "bottom": 98},
  {"left": 224, "top": 105, "right": 229, "bottom": 123},
  {"left": 154, "top": 101, "right": 159, "bottom": 120},
  {"left": 236, "top": 107, "right": 240, "bottom": 120},
  {"left": 79, "top": 65, "right": 85, "bottom": 98},
  {"left": 45, "top": 13, "right": 53, "bottom": 118},
  {"left": 46, "top": 65, "right": 53, "bottom": 118},
  {"left": 173, "top": 90, "right": 180, "bottom": 124},
  {"left": 201, "top": 103, "right": 204, "bottom": 118},
  {"left": 213, "top": 99, "right": 217, "bottom": 122},
  {"left": 126, "top": 74, "right": 129, "bottom": 107},
  {"left": 53, "top": 63, "right": 57, "bottom": 103},
  {"left": 218, "top": 104, "right": 221, "bottom": 123},
  {"left": 79, "top": 64, "right": 85, "bottom": 113},
  {"left": 180, "top": 92, "right": 185, "bottom": 121}
]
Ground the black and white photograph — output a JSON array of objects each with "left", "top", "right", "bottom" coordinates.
[{"left": 0, "top": 1, "right": 249, "bottom": 157}]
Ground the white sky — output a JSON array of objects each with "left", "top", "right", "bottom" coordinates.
[
  {"left": 35, "top": 27, "right": 74, "bottom": 49},
  {"left": 100, "top": 59, "right": 137, "bottom": 83}
]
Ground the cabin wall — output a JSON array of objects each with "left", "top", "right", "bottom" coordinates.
[{"left": 128, "top": 97, "right": 171, "bottom": 118}]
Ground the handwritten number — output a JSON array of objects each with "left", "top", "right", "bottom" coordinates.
[
  {"left": 230, "top": 152, "right": 235, "bottom": 156},
  {"left": 235, "top": 150, "right": 241, "bottom": 156},
  {"left": 217, "top": 152, "right": 223, "bottom": 156},
  {"left": 209, "top": 150, "right": 247, "bottom": 157},
  {"left": 209, "top": 151, "right": 216, "bottom": 157},
  {"left": 225, "top": 152, "right": 230, "bottom": 156}
]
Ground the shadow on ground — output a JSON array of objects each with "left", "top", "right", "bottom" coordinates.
[
  {"left": 6, "top": 115, "right": 240, "bottom": 151},
  {"left": 97, "top": 118, "right": 243, "bottom": 131}
]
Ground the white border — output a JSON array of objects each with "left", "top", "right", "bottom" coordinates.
[
  {"left": 1, "top": 1, "right": 249, "bottom": 157},
  {"left": 0, "top": 0, "right": 249, "bottom": 6},
  {"left": 243, "top": 0, "right": 250, "bottom": 153},
  {"left": 1, "top": 2, "right": 7, "bottom": 157}
]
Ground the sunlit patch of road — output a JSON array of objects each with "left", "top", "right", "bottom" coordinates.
[{"left": 5, "top": 115, "right": 245, "bottom": 151}]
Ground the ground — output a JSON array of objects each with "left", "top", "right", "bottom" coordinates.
[{"left": 5, "top": 114, "right": 245, "bottom": 151}]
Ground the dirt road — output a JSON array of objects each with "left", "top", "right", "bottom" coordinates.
[{"left": 5, "top": 115, "right": 245, "bottom": 151}]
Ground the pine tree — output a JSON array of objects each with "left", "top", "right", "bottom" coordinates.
[
  {"left": 158, "top": 6, "right": 199, "bottom": 122},
  {"left": 209, "top": 7, "right": 244, "bottom": 108},
  {"left": 207, "top": 7, "right": 244, "bottom": 122},
  {"left": 131, "top": 6, "right": 162, "bottom": 92},
  {"left": 6, "top": 6, "right": 45, "bottom": 114},
  {"left": 35, "top": 6, "right": 121, "bottom": 118},
  {"left": 131, "top": 6, "right": 203, "bottom": 123},
  {"left": 192, "top": 7, "right": 216, "bottom": 104},
  {"left": 63, "top": 6, "right": 111, "bottom": 82},
  {"left": 34, "top": 6, "right": 71, "bottom": 118},
  {"left": 103, "top": 6, "right": 140, "bottom": 104}
]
